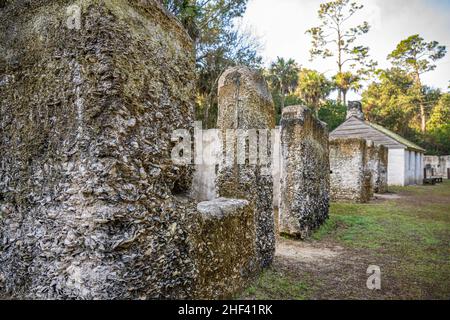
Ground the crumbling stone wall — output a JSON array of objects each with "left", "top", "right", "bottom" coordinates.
[
  {"left": 193, "top": 198, "right": 257, "bottom": 299},
  {"left": 216, "top": 66, "right": 276, "bottom": 268},
  {"left": 0, "top": 0, "right": 259, "bottom": 300},
  {"left": 330, "top": 138, "right": 372, "bottom": 203},
  {"left": 424, "top": 155, "right": 450, "bottom": 179},
  {"left": 365, "top": 141, "right": 388, "bottom": 194},
  {"left": 279, "top": 106, "right": 330, "bottom": 239}
]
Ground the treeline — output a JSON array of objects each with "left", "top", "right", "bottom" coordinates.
[
  {"left": 162, "top": 0, "right": 263, "bottom": 128},
  {"left": 163, "top": 0, "right": 449, "bottom": 155}
]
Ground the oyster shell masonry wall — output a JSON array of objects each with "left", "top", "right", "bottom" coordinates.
[
  {"left": 365, "top": 141, "right": 388, "bottom": 194},
  {"left": 0, "top": 0, "right": 267, "bottom": 300},
  {"left": 279, "top": 106, "right": 330, "bottom": 239},
  {"left": 216, "top": 66, "right": 276, "bottom": 269},
  {"left": 329, "top": 138, "right": 373, "bottom": 203},
  {"left": 0, "top": 0, "right": 201, "bottom": 299}
]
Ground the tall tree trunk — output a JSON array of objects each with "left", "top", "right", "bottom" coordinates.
[
  {"left": 337, "top": 28, "right": 343, "bottom": 104},
  {"left": 420, "top": 104, "right": 426, "bottom": 133},
  {"left": 343, "top": 91, "right": 347, "bottom": 107},
  {"left": 414, "top": 70, "right": 426, "bottom": 133},
  {"left": 203, "top": 104, "right": 209, "bottom": 128},
  {"left": 280, "top": 88, "right": 285, "bottom": 109}
]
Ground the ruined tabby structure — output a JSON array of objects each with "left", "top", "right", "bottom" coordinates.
[
  {"left": 329, "top": 138, "right": 373, "bottom": 203},
  {"left": 365, "top": 141, "right": 388, "bottom": 194},
  {"left": 278, "top": 106, "right": 330, "bottom": 239},
  {"left": 331, "top": 101, "right": 424, "bottom": 187},
  {"left": 216, "top": 66, "right": 276, "bottom": 268},
  {"left": 0, "top": 0, "right": 261, "bottom": 300},
  {"left": 424, "top": 155, "right": 450, "bottom": 179}
]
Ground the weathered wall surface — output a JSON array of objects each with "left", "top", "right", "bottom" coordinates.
[
  {"left": 0, "top": 0, "right": 260, "bottom": 300},
  {"left": 387, "top": 149, "right": 425, "bottom": 186},
  {"left": 415, "top": 153, "right": 424, "bottom": 183},
  {"left": 0, "top": 0, "right": 197, "bottom": 300},
  {"left": 191, "top": 128, "right": 221, "bottom": 201},
  {"left": 377, "top": 145, "right": 389, "bottom": 193},
  {"left": 194, "top": 198, "right": 257, "bottom": 299},
  {"left": 330, "top": 138, "right": 372, "bottom": 203},
  {"left": 365, "top": 142, "right": 388, "bottom": 194},
  {"left": 279, "top": 106, "right": 330, "bottom": 239},
  {"left": 216, "top": 66, "right": 276, "bottom": 269},
  {"left": 388, "top": 149, "right": 406, "bottom": 186},
  {"left": 346, "top": 101, "right": 365, "bottom": 120},
  {"left": 406, "top": 151, "right": 416, "bottom": 185},
  {"left": 424, "top": 155, "right": 450, "bottom": 179}
]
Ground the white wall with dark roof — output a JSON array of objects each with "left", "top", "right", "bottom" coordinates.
[{"left": 388, "top": 149, "right": 406, "bottom": 186}]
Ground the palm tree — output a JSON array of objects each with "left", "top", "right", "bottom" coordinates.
[
  {"left": 267, "top": 57, "right": 300, "bottom": 109},
  {"left": 296, "top": 68, "right": 332, "bottom": 115},
  {"left": 334, "top": 72, "right": 362, "bottom": 106}
]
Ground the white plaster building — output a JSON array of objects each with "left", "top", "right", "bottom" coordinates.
[{"left": 330, "top": 102, "right": 426, "bottom": 187}]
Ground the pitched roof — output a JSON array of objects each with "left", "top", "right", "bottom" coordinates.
[
  {"left": 366, "top": 121, "right": 426, "bottom": 152},
  {"left": 330, "top": 117, "right": 426, "bottom": 153}
]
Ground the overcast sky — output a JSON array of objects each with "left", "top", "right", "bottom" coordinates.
[{"left": 241, "top": 0, "right": 450, "bottom": 99}]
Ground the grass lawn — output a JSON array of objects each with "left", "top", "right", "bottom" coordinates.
[{"left": 241, "top": 180, "right": 450, "bottom": 300}]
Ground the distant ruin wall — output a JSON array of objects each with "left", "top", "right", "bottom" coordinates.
[
  {"left": 272, "top": 127, "right": 282, "bottom": 209},
  {"left": 0, "top": 0, "right": 259, "bottom": 300},
  {"left": 278, "top": 106, "right": 330, "bottom": 239},
  {"left": 216, "top": 66, "right": 276, "bottom": 269},
  {"left": 330, "top": 138, "right": 372, "bottom": 203},
  {"left": 365, "top": 142, "right": 388, "bottom": 194},
  {"left": 377, "top": 145, "right": 389, "bottom": 193},
  {"left": 424, "top": 155, "right": 450, "bottom": 179}
]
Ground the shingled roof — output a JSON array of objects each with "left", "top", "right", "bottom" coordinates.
[
  {"left": 366, "top": 122, "right": 426, "bottom": 152},
  {"left": 330, "top": 116, "right": 426, "bottom": 153}
]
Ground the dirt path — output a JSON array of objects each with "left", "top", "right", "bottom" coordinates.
[
  {"left": 272, "top": 238, "right": 411, "bottom": 300},
  {"left": 243, "top": 183, "right": 450, "bottom": 300}
]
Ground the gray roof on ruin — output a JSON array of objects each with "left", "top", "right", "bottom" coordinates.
[{"left": 330, "top": 116, "right": 426, "bottom": 153}]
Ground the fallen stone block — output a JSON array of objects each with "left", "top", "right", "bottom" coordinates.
[{"left": 193, "top": 198, "right": 257, "bottom": 299}]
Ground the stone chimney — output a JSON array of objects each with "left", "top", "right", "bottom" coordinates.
[{"left": 346, "top": 101, "right": 365, "bottom": 120}]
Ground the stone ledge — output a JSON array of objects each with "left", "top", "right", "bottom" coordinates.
[{"left": 197, "top": 198, "right": 250, "bottom": 220}]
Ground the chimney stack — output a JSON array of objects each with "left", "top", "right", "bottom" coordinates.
[{"left": 346, "top": 101, "right": 365, "bottom": 120}]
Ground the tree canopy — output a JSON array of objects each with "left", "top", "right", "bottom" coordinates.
[
  {"left": 164, "top": 0, "right": 449, "bottom": 154},
  {"left": 163, "top": 0, "right": 262, "bottom": 128},
  {"left": 296, "top": 69, "right": 333, "bottom": 114},
  {"left": 266, "top": 57, "right": 300, "bottom": 110},
  {"left": 387, "top": 34, "right": 447, "bottom": 133},
  {"left": 306, "top": 0, "right": 377, "bottom": 102}
]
